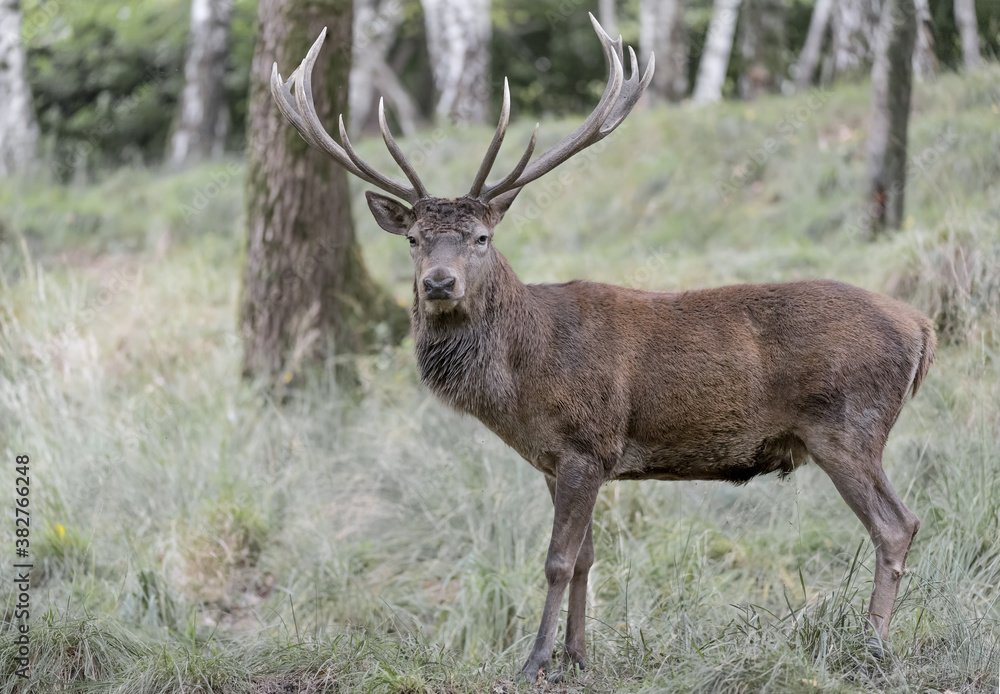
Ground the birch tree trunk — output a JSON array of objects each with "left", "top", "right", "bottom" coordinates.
[
  {"left": 794, "top": 0, "right": 832, "bottom": 89},
  {"left": 864, "top": 0, "right": 917, "bottom": 234},
  {"left": 641, "top": 0, "right": 688, "bottom": 103},
  {"left": 350, "top": 0, "right": 420, "bottom": 135},
  {"left": 831, "top": 0, "right": 882, "bottom": 76},
  {"left": 241, "top": 0, "right": 407, "bottom": 382},
  {"left": 168, "top": 0, "right": 234, "bottom": 165},
  {"left": 832, "top": 0, "right": 863, "bottom": 74},
  {"left": 954, "top": 0, "right": 981, "bottom": 70},
  {"left": 422, "top": 0, "right": 491, "bottom": 125},
  {"left": 0, "top": 0, "right": 39, "bottom": 177},
  {"left": 737, "top": 0, "right": 786, "bottom": 99},
  {"left": 598, "top": 0, "right": 617, "bottom": 39},
  {"left": 911, "top": 0, "right": 935, "bottom": 80},
  {"left": 692, "top": 0, "right": 742, "bottom": 105}
]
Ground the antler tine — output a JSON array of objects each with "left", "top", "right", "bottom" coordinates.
[
  {"left": 600, "top": 45, "right": 655, "bottom": 135},
  {"left": 271, "top": 28, "right": 423, "bottom": 204},
  {"left": 480, "top": 27, "right": 623, "bottom": 199},
  {"left": 285, "top": 30, "right": 364, "bottom": 175},
  {"left": 336, "top": 114, "right": 415, "bottom": 203},
  {"left": 270, "top": 64, "right": 319, "bottom": 149},
  {"left": 477, "top": 13, "right": 654, "bottom": 203},
  {"left": 377, "top": 98, "right": 429, "bottom": 198},
  {"left": 591, "top": 10, "right": 626, "bottom": 74},
  {"left": 480, "top": 123, "right": 538, "bottom": 199},
  {"left": 468, "top": 77, "right": 512, "bottom": 198},
  {"left": 296, "top": 32, "right": 419, "bottom": 203}
]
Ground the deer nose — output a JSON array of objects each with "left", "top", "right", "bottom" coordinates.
[{"left": 423, "top": 275, "right": 456, "bottom": 299}]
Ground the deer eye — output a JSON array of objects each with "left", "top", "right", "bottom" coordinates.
[
  {"left": 407, "top": 236, "right": 417, "bottom": 247},
  {"left": 476, "top": 234, "right": 489, "bottom": 246}
]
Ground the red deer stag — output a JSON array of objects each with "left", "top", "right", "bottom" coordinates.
[{"left": 271, "top": 14, "right": 935, "bottom": 682}]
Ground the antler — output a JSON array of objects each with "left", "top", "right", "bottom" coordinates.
[
  {"left": 270, "top": 28, "right": 428, "bottom": 204},
  {"left": 470, "top": 13, "right": 654, "bottom": 203}
]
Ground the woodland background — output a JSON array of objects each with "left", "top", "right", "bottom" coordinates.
[{"left": 9, "top": 0, "right": 1000, "bottom": 177}]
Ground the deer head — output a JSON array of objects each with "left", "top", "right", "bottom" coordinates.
[{"left": 270, "top": 14, "right": 654, "bottom": 318}]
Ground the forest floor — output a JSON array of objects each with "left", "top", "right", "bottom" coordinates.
[{"left": 1, "top": 68, "right": 999, "bottom": 693}]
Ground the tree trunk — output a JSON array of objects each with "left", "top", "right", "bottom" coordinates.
[
  {"left": 794, "top": 0, "right": 832, "bottom": 89},
  {"left": 911, "top": 0, "right": 936, "bottom": 80},
  {"left": 169, "top": 0, "right": 234, "bottom": 165},
  {"left": 598, "top": 0, "right": 617, "bottom": 40},
  {"left": 421, "top": 0, "right": 491, "bottom": 125},
  {"left": 736, "top": 0, "right": 785, "bottom": 99},
  {"left": 832, "top": 0, "right": 863, "bottom": 74},
  {"left": 954, "top": 0, "right": 981, "bottom": 70},
  {"left": 350, "top": 0, "right": 420, "bottom": 136},
  {"left": 865, "top": 0, "right": 917, "bottom": 234},
  {"left": 0, "top": 0, "right": 39, "bottom": 177},
  {"left": 692, "top": 0, "right": 742, "bottom": 105},
  {"left": 641, "top": 0, "right": 688, "bottom": 103},
  {"left": 241, "top": 0, "right": 407, "bottom": 382},
  {"left": 831, "top": 0, "right": 882, "bottom": 77}
]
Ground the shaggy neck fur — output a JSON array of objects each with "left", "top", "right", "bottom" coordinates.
[{"left": 411, "top": 252, "right": 536, "bottom": 419}]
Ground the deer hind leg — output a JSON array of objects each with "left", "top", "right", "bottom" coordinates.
[
  {"left": 563, "top": 521, "right": 593, "bottom": 673},
  {"left": 811, "top": 448, "right": 920, "bottom": 654},
  {"left": 545, "top": 477, "right": 595, "bottom": 678}
]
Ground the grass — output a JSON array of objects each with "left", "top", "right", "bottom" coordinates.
[{"left": 1, "top": 67, "right": 999, "bottom": 692}]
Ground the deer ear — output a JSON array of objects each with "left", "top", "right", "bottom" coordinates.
[
  {"left": 484, "top": 188, "right": 522, "bottom": 227},
  {"left": 366, "top": 191, "right": 415, "bottom": 236}
]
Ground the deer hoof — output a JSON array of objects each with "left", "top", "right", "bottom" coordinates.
[
  {"left": 548, "top": 659, "right": 584, "bottom": 683},
  {"left": 546, "top": 667, "right": 566, "bottom": 684},
  {"left": 865, "top": 635, "right": 886, "bottom": 661},
  {"left": 516, "top": 662, "right": 548, "bottom": 686}
]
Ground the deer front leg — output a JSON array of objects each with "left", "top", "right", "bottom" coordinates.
[
  {"left": 563, "top": 521, "right": 593, "bottom": 673},
  {"left": 519, "top": 464, "right": 601, "bottom": 683},
  {"left": 544, "top": 477, "right": 594, "bottom": 680}
]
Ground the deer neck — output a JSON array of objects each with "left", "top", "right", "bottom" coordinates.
[{"left": 412, "top": 253, "right": 533, "bottom": 418}]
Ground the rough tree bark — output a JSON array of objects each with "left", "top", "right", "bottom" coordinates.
[
  {"left": 641, "top": 0, "right": 688, "bottom": 103},
  {"left": 865, "top": 0, "right": 917, "bottom": 234},
  {"left": 241, "top": 0, "right": 407, "bottom": 382},
  {"left": 692, "top": 0, "right": 742, "bottom": 105},
  {"left": 794, "top": 0, "right": 832, "bottom": 89},
  {"left": 954, "top": 0, "right": 981, "bottom": 70},
  {"left": 421, "top": 0, "right": 491, "bottom": 125},
  {"left": 736, "top": 0, "right": 785, "bottom": 99},
  {"left": 169, "top": 0, "right": 234, "bottom": 165},
  {"left": 0, "top": 0, "right": 39, "bottom": 177}
]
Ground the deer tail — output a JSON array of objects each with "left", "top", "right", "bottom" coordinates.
[{"left": 911, "top": 318, "right": 937, "bottom": 397}]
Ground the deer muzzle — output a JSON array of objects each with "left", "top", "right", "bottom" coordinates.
[{"left": 420, "top": 268, "right": 465, "bottom": 309}]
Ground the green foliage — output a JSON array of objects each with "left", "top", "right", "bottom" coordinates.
[
  {"left": 22, "top": 0, "right": 259, "bottom": 180},
  {"left": 23, "top": 0, "right": 188, "bottom": 177},
  {"left": 18, "top": 0, "right": 1000, "bottom": 182},
  {"left": 928, "top": 0, "right": 1000, "bottom": 67},
  {"left": 492, "top": 3, "right": 620, "bottom": 116}
]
